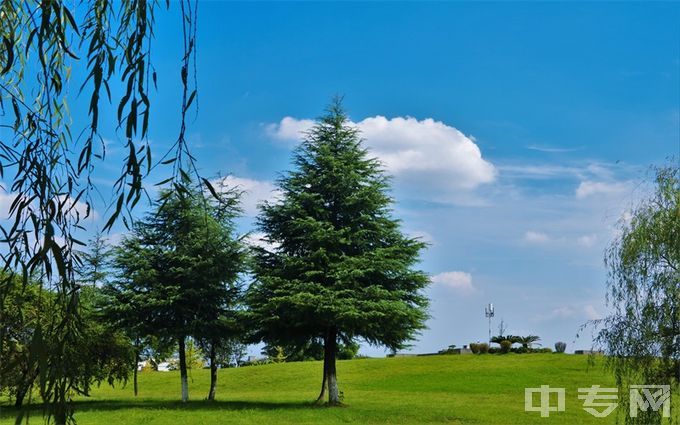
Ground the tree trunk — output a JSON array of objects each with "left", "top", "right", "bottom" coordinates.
[
  {"left": 14, "top": 367, "right": 36, "bottom": 408},
  {"left": 133, "top": 349, "right": 140, "bottom": 397},
  {"left": 178, "top": 336, "right": 189, "bottom": 402},
  {"left": 54, "top": 379, "right": 68, "bottom": 425},
  {"left": 324, "top": 328, "right": 341, "bottom": 406},
  {"left": 207, "top": 342, "right": 217, "bottom": 401},
  {"left": 315, "top": 362, "right": 327, "bottom": 404},
  {"left": 14, "top": 382, "right": 28, "bottom": 408}
]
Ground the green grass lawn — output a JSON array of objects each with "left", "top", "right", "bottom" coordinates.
[{"left": 0, "top": 354, "right": 630, "bottom": 424}]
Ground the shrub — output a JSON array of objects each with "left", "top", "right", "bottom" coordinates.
[
  {"left": 539, "top": 348, "right": 553, "bottom": 353},
  {"left": 469, "top": 343, "right": 480, "bottom": 354},
  {"left": 514, "top": 346, "right": 528, "bottom": 354},
  {"left": 478, "top": 343, "right": 489, "bottom": 354},
  {"left": 488, "top": 347, "right": 499, "bottom": 354},
  {"left": 438, "top": 344, "right": 456, "bottom": 355},
  {"left": 555, "top": 342, "right": 567, "bottom": 353},
  {"left": 500, "top": 340, "right": 512, "bottom": 354},
  {"left": 506, "top": 335, "right": 522, "bottom": 345}
]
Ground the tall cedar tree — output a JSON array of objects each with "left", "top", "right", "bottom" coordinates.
[
  {"left": 247, "top": 100, "right": 429, "bottom": 405},
  {"left": 106, "top": 183, "right": 245, "bottom": 402}
]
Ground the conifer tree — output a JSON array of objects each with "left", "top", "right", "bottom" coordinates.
[
  {"left": 77, "top": 231, "right": 111, "bottom": 288},
  {"left": 247, "top": 99, "right": 429, "bottom": 405},
  {"left": 107, "top": 182, "right": 245, "bottom": 402}
]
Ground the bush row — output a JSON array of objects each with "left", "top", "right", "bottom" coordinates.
[{"left": 468, "top": 342, "right": 561, "bottom": 355}]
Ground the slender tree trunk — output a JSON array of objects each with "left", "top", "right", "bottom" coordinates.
[
  {"left": 54, "top": 379, "right": 68, "bottom": 425},
  {"left": 178, "top": 336, "right": 189, "bottom": 402},
  {"left": 315, "top": 361, "right": 327, "bottom": 404},
  {"left": 324, "top": 328, "right": 341, "bottom": 406},
  {"left": 14, "top": 382, "right": 28, "bottom": 408},
  {"left": 14, "top": 367, "right": 36, "bottom": 408},
  {"left": 208, "top": 342, "right": 218, "bottom": 401},
  {"left": 133, "top": 348, "right": 140, "bottom": 397}
]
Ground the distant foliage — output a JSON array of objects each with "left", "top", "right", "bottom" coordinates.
[
  {"left": 338, "top": 342, "right": 361, "bottom": 360},
  {"left": 77, "top": 232, "right": 112, "bottom": 288},
  {"left": 271, "top": 346, "right": 287, "bottom": 364},
  {"left": 261, "top": 340, "right": 359, "bottom": 362},
  {"left": 491, "top": 334, "right": 521, "bottom": 345},
  {"left": 211, "top": 340, "right": 248, "bottom": 368},
  {"left": 500, "top": 340, "right": 512, "bottom": 354},
  {"left": 554, "top": 342, "right": 567, "bottom": 353},
  {"left": 0, "top": 279, "right": 134, "bottom": 409},
  {"left": 517, "top": 335, "right": 541, "bottom": 349},
  {"left": 185, "top": 339, "right": 206, "bottom": 370},
  {"left": 438, "top": 345, "right": 457, "bottom": 355},
  {"left": 469, "top": 343, "right": 489, "bottom": 354},
  {"left": 490, "top": 335, "right": 505, "bottom": 345}
]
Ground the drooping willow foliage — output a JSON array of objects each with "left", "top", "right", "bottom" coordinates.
[
  {"left": 0, "top": 1, "right": 200, "bottom": 422},
  {"left": 595, "top": 165, "right": 680, "bottom": 424}
]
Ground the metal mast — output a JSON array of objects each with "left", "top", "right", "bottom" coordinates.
[{"left": 484, "top": 303, "right": 495, "bottom": 344}]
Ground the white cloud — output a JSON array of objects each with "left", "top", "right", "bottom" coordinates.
[
  {"left": 214, "top": 176, "right": 282, "bottom": 216},
  {"left": 499, "top": 161, "right": 639, "bottom": 185},
  {"left": 243, "top": 231, "right": 279, "bottom": 252},
  {"left": 0, "top": 191, "right": 96, "bottom": 222},
  {"left": 552, "top": 307, "right": 576, "bottom": 318},
  {"left": 585, "top": 163, "right": 616, "bottom": 180},
  {"left": 407, "top": 230, "right": 436, "bottom": 245},
  {"left": 499, "top": 164, "right": 584, "bottom": 179},
  {"left": 523, "top": 230, "right": 550, "bottom": 244},
  {"left": 576, "top": 180, "right": 631, "bottom": 199},
  {"left": 103, "top": 232, "right": 123, "bottom": 247},
  {"left": 266, "top": 117, "right": 315, "bottom": 142},
  {"left": 584, "top": 305, "right": 601, "bottom": 320},
  {"left": 266, "top": 115, "right": 496, "bottom": 201},
  {"left": 534, "top": 306, "right": 576, "bottom": 322},
  {"left": 526, "top": 145, "right": 580, "bottom": 153},
  {"left": 431, "top": 271, "right": 474, "bottom": 293},
  {"left": 56, "top": 195, "right": 98, "bottom": 221},
  {"left": 358, "top": 116, "right": 496, "bottom": 189},
  {"left": 0, "top": 191, "right": 17, "bottom": 219},
  {"left": 535, "top": 304, "right": 603, "bottom": 322},
  {"left": 576, "top": 234, "right": 597, "bottom": 248}
]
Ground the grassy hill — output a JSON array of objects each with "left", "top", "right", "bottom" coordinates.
[{"left": 1, "top": 354, "right": 622, "bottom": 424}]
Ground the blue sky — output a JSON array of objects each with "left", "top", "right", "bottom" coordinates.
[{"left": 39, "top": 2, "right": 680, "bottom": 356}]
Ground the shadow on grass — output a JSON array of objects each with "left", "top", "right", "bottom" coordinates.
[{"left": 1, "top": 399, "right": 315, "bottom": 420}]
